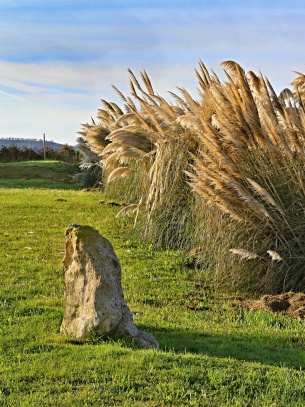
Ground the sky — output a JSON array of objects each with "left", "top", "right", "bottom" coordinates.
[{"left": 0, "top": 0, "right": 305, "bottom": 145}]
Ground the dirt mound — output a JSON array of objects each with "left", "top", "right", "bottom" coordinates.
[{"left": 248, "top": 292, "right": 305, "bottom": 319}]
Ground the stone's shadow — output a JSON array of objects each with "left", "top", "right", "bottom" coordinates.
[{"left": 139, "top": 325, "right": 305, "bottom": 370}]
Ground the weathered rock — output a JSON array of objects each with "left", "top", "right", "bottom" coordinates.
[{"left": 60, "top": 224, "right": 159, "bottom": 348}]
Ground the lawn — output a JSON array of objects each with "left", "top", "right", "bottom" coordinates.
[
  {"left": 1, "top": 161, "right": 305, "bottom": 406},
  {"left": 0, "top": 160, "right": 81, "bottom": 189}
]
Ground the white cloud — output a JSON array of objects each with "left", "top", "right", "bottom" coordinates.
[
  {"left": 0, "top": 56, "right": 303, "bottom": 146},
  {"left": 0, "top": 60, "right": 128, "bottom": 94},
  {"left": 1, "top": 1, "right": 305, "bottom": 144}
]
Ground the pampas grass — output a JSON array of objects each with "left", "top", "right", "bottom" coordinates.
[
  {"left": 78, "top": 59, "right": 305, "bottom": 293},
  {"left": 107, "top": 167, "right": 136, "bottom": 183},
  {"left": 229, "top": 249, "right": 260, "bottom": 260},
  {"left": 187, "top": 61, "right": 305, "bottom": 293}
]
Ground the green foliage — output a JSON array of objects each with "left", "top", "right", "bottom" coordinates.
[
  {"left": 80, "top": 164, "right": 103, "bottom": 188},
  {"left": 0, "top": 143, "right": 78, "bottom": 163},
  {"left": 1, "top": 162, "right": 305, "bottom": 405},
  {"left": 75, "top": 136, "right": 103, "bottom": 188}
]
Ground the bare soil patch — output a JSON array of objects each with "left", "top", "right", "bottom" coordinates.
[{"left": 233, "top": 292, "right": 305, "bottom": 319}]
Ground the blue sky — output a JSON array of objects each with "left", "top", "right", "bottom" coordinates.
[{"left": 0, "top": 0, "right": 304, "bottom": 145}]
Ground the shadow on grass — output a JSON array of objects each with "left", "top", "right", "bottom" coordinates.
[
  {"left": 0, "top": 179, "right": 82, "bottom": 190},
  {"left": 141, "top": 325, "right": 305, "bottom": 370}
]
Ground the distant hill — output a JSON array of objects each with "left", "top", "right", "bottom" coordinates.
[{"left": 0, "top": 138, "right": 63, "bottom": 150}]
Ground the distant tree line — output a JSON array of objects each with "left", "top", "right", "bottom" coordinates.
[
  {"left": 0, "top": 144, "right": 78, "bottom": 163},
  {"left": 0, "top": 137, "right": 63, "bottom": 150}
]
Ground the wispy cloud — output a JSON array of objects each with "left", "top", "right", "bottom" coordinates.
[
  {"left": 0, "top": 0, "right": 304, "bottom": 144},
  {"left": 0, "top": 89, "right": 30, "bottom": 103}
]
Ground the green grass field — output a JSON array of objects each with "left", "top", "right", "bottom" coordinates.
[
  {"left": 1, "top": 161, "right": 305, "bottom": 406},
  {"left": 0, "top": 161, "right": 81, "bottom": 189}
]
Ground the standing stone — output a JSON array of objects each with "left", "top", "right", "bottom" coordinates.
[{"left": 60, "top": 224, "right": 159, "bottom": 348}]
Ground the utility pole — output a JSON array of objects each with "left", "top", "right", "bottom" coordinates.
[{"left": 43, "top": 133, "right": 46, "bottom": 160}]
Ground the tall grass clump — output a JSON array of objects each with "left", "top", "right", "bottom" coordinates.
[
  {"left": 79, "top": 70, "right": 199, "bottom": 249},
  {"left": 186, "top": 61, "right": 305, "bottom": 293},
  {"left": 79, "top": 60, "right": 305, "bottom": 293}
]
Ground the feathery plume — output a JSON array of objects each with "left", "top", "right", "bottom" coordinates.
[
  {"left": 229, "top": 249, "right": 260, "bottom": 260},
  {"left": 107, "top": 167, "right": 136, "bottom": 183},
  {"left": 267, "top": 250, "right": 283, "bottom": 262},
  {"left": 115, "top": 204, "right": 139, "bottom": 217}
]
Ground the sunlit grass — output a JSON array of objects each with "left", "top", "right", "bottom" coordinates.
[
  {"left": 0, "top": 160, "right": 81, "bottom": 189},
  {"left": 1, "top": 161, "right": 305, "bottom": 406}
]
